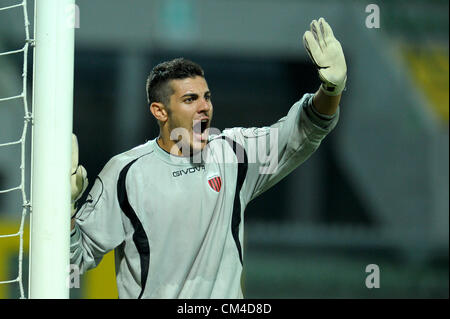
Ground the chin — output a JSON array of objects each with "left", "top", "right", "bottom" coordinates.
[
  {"left": 189, "top": 136, "right": 209, "bottom": 153},
  {"left": 191, "top": 140, "right": 208, "bottom": 152}
]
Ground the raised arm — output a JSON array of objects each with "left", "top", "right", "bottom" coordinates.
[
  {"left": 222, "top": 18, "right": 346, "bottom": 205},
  {"left": 303, "top": 17, "right": 347, "bottom": 116}
]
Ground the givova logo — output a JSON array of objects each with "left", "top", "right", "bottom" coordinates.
[{"left": 172, "top": 165, "right": 206, "bottom": 177}]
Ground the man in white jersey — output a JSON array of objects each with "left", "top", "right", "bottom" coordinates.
[{"left": 70, "top": 18, "right": 347, "bottom": 298}]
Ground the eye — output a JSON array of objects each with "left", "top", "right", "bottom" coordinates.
[
  {"left": 205, "top": 94, "right": 211, "bottom": 101},
  {"left": 184, "top": 97, "right": 193, "bottom": 103}
]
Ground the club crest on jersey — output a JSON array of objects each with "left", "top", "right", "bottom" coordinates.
[{"left": 208, "top": 176, "right": 222, "bottom": 192}]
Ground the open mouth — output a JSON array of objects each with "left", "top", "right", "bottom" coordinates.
[{"left": 193, "top": 119, "right": 209, "bottom": 141}]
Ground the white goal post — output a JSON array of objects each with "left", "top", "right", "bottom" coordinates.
[{"left": 29, "top": 0, "right": 76, "bottom": 298}]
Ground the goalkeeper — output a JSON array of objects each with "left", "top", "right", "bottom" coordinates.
[{"left": 70, "top": 18, "right": 346, "bottom": 298}]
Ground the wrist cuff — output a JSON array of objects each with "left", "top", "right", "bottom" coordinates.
[{"left": 320, "top": 75, "right": 347, "bottom": 96}]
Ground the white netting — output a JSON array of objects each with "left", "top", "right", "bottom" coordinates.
[{"left": 0, "top": 0, "right": 32, "bottom": 299}]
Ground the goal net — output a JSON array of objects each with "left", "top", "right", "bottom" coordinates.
[
  {"left": 0, "top": 0, "right": 76, "bottom": 299},
  {"left": 0, "top": 0, "right": 32, "bottom": 299}
]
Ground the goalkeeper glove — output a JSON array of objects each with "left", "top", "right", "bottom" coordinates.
[
  {"left": 71, "top": 133, "right": 88, "bottom": 217},
  {"left": 303, "top": 17, "right": 347, "bottom": 96}
]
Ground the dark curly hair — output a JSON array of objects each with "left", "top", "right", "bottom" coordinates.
[{"left": 146, "top": 58, "right": 205, "bottom": 107}]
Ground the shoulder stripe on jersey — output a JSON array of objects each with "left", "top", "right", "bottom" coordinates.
[
  {"left": 220, "top": 136, "right": 248, "bottom": 266},
  {"left": 117, "top": 156, "right": 151, "bottom": 299}
]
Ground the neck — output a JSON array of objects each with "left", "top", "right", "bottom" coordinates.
[{"left": 157, "top": 135, "right": 183, "bottom": 156}]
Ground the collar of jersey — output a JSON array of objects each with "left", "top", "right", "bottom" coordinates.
[{"left": 152, "top": 138, "right": 203, "bottom": 165}]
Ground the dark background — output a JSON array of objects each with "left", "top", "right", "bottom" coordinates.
[{"left": 0, "top": 0, "right": 448, "bottom": 298}]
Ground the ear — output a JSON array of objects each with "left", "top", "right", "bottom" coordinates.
[{"left": 150, "top": 102, "right": 168, "bottom": 123}]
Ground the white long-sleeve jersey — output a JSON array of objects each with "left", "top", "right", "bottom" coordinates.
[{"left": 70, "top": 93, "right": 339, "bottom": 298}]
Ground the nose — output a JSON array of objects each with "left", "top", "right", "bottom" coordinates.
[{"left": 197, "top": 97, "right": 211, "bottom": 114}]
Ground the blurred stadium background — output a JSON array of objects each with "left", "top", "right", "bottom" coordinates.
[{"left": 0, "top": 0, "right": 448, "bottom": 298}]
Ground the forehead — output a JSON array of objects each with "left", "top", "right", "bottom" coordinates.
[{"left": 169, "top": 76, "right": 209, "bottom": 96}]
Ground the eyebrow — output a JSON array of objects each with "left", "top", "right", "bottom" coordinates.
[
  {"left": 181, "top": 93, "right": 198, "bottom": 99},
  {"left": 180, "top": 91, "right": 211, "bottom": 99}
]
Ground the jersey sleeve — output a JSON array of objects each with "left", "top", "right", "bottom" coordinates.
[
  {"left": 223, "top": 93, "right": 339, "bottom": 205},
  {"left": 70, "top": 158, "right": 126, "bottom": 274}
]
